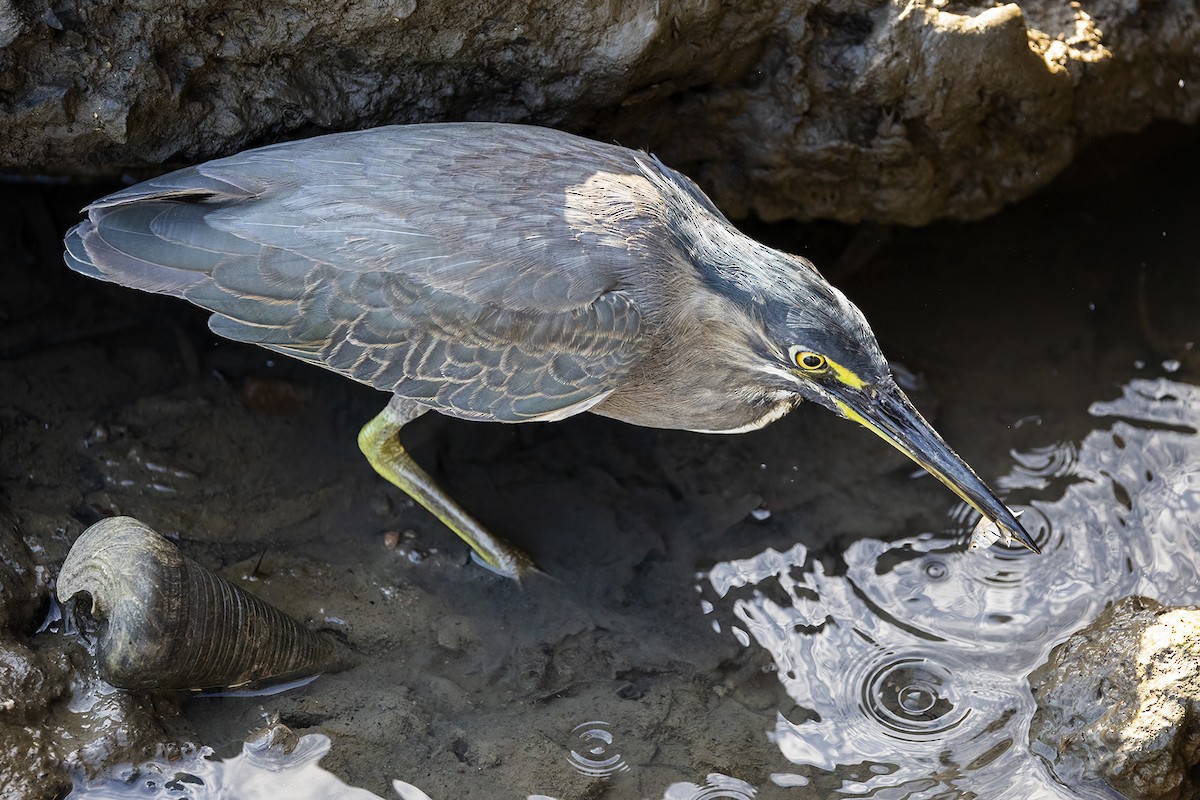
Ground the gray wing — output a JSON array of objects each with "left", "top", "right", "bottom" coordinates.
[{"left": 64, "top": 123, "right": 667, "bottom": 421}]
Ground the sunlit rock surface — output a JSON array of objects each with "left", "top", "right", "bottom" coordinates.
[
  {"left": 1030, "top": 596, "right": 1200, "bottom": 800},
  {"left": 2, "top": 0, "right": 1196, "bottom": 222}
]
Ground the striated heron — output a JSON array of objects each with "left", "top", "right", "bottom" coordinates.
[{"left": 64, "top": 122, "right": 1038, "bottom": 578}]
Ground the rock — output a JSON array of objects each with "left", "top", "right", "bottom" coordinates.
[
  {"left": 0, "top": 724, "right": 65, "bottom": 800},
  {"left": 1, "top": 1, "right": 1196, "bottom": 223},
  {"left": 0, "top": 629, "right": 193, "bottom": 799},
  {"left": 0, "top": 510, "right": 68, "bottom": 799},
  {"left": 616, "top": 1, "right": 1199, "bottom": 224},
  {"left": 1029, "top": 596, "right": 1200, "bottom": 800},
  {"left": 0, "top": 639, "right": 69, "bottom": 720},
  {"left": 0, "top": 509, "right": 197, "bottom": 798},
  {"left": 0, "top": 506, "right": 47, "bottom": 635},
  {"left": 0, "top": 0, "right": 22, "bottom": 50}
]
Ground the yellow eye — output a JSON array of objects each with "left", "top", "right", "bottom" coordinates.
[{"left": 794, "top": 351, "right": 827, "bottom": 371}]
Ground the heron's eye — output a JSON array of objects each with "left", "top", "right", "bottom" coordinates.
[{"left": 794, "top": 351, "right": 827, "bottom": 371}]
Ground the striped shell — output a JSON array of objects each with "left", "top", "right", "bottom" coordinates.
[{"left": 57, "top": 516, "right": 355, "bottom": 691}]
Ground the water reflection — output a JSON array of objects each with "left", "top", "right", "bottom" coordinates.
[
  {"left": 68, "top": 728, "right": 383, "bottom": 800},
  {"left": 706, "top": 378, "right": 1200, "bottom": 798}
]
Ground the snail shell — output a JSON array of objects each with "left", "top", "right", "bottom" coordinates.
[{"left": 57, "top": 516, "right": 356, "bottom": 691}]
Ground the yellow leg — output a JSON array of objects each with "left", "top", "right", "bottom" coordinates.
[{"left": 358, "top": 397, "right": 533, "bottom": 580}]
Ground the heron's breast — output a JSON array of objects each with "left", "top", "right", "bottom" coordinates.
[{"left": 591, "top": 374, "right": 798, "bottom": 433}]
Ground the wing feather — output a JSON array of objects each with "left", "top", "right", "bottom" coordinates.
[{"left": 65, "top": 123, "right": 667, "bottom": 421}]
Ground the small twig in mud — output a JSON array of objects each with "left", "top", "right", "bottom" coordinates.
[{"left": 252, "top": 548, "right": 270, "bottom": 579}]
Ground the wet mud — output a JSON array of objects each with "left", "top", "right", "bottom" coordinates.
[{"left": 1, "top": 124, "right": 1199, "bottom": 798}]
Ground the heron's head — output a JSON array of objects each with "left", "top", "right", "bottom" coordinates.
[{"left": 712, "top": 244, "right": 1039, "bottom": 553}]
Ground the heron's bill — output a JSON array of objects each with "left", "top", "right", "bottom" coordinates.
[{"left": 834, "top": 382, "right": 1040, "bottom": 553}]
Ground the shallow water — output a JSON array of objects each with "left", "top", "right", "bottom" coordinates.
[
  {"left": 63, "top": 377, "right": 1200, "bottom": 799},
  {"left": 705, "top": 377, "right": 1200, "bottom": 799},
  {"left": 3, "top": 127, "right": 1199, "bottom": 799}
]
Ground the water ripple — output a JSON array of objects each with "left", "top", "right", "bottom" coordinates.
[
  {"left": 663, "top": 773, "right": 757, "bottom": 799},
  {"left": 861, "top": 656, "right": 966, "bottom": 740},
  {"left": 707, "top": 378, "right": 1200, "bottom": 798},
  {"left": 998, "top": 441, "right": 1080, "bottom": 491},
  {"left": 565, "top": 721, "right": 630, "bottom": 779}
]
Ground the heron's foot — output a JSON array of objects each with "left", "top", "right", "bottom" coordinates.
[
  {"left": 358, "top": 402, "right": 535, "bottom": 581},
  {"left": 467, "top": 551, "right": 535, "bottom": 580}
]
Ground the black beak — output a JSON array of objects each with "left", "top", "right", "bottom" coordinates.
[{"left": 832, "top": 381, "right": 1040, "bottom": 553}]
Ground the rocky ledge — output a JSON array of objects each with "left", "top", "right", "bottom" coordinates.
[{"left": 1, "top": 0, "right": 1196, "bottom": 223}]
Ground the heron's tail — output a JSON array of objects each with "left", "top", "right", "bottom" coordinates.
[{"left": 63, "top": 166, "right": 263, "bottom": 297}]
